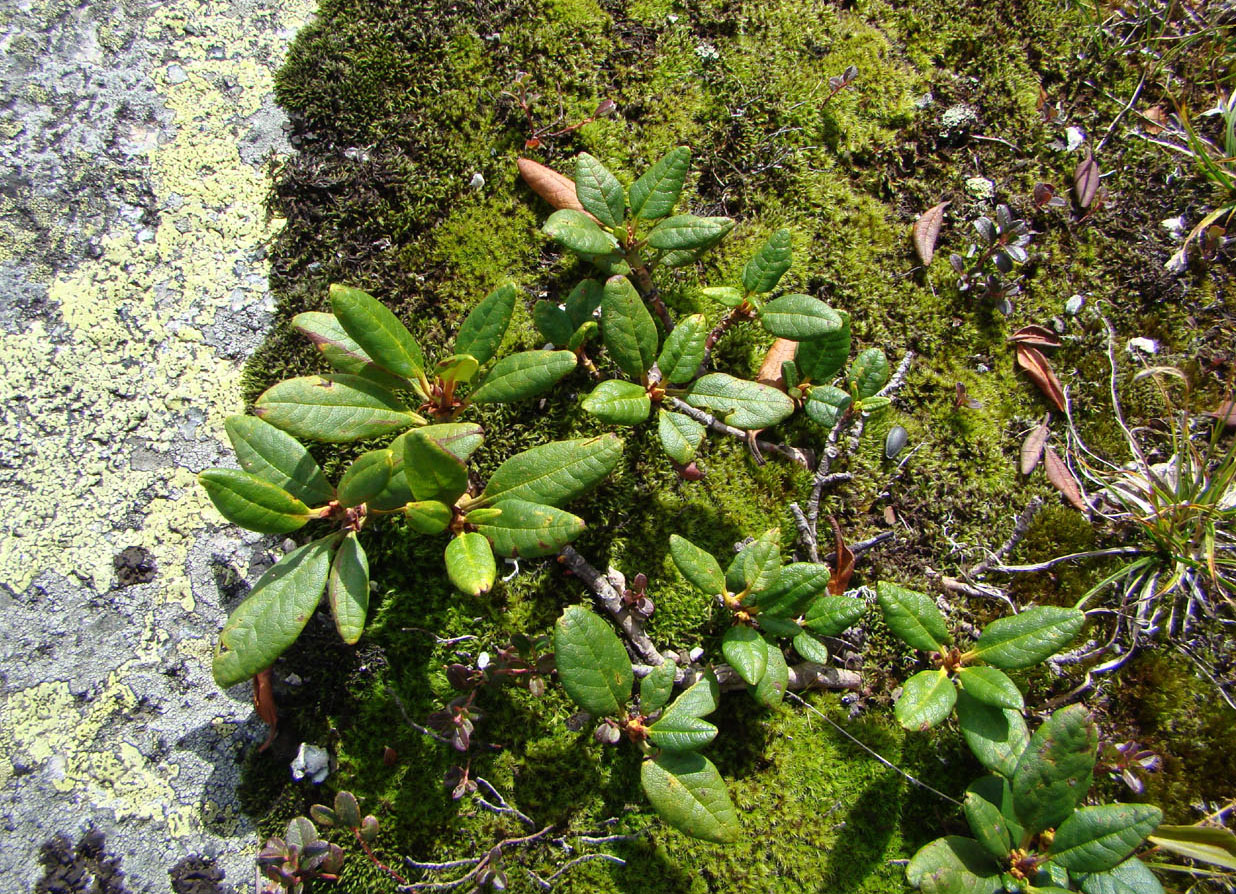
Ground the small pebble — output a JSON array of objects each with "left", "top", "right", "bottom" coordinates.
[
  {"left": 884, "top": 425, "right": 909, "bottom": 460},
  {"left": 1065, "top": 294, "right": 1085, "bottom": 315}
]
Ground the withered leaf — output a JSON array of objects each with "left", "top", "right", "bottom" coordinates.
[
  {"left": 253, "top": 668, "right": 278, "bottom": 752},
  {"left": 1143, "top": 105, "right": 1167, "bottom": 135},
  {"left": 1019, "top": 414, "right": 1051, "bottom": 475},
  {"left": 883, "top": 505, "right": 897, "bottom": 526},
  {"left": 1205, "top": 400, "right": 1236, "bottom": 428},
  {"left": 1009, "top": 324, "right": 1061, "bottom": 349},
  {"left": 757, "top": 338, "right": 798, "bottom": 391},
  {"left": 912, "top": 201, "right": 950, "bottom": 266},
  {"left": 1074, "top": 151, "right": 1100, "bottom": 209},
  {"left": 1043, "top": 446, "right": 1087, "bottom": 511},
  {"left": 955, "top": 382, "right": 982, "bottom": 410},
  {"left": 1033, "top": 182, "right": 1055, "bottom": 207},
  {"left": 1016, "top": 343, "right": 1066, "bottom": 411},
  {"left": 517, "top": 158, "right": 591, "bottom": 217},
  {"left": 828, "top": 517, "right": 856, "bottom": 596}
]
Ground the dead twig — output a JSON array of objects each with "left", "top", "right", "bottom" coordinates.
[
  {"left": 558, "top": 546, "right": 663, "bottom": 665},
  {"left": 665, "top": 397, "right": 814, "bottom": 467}
]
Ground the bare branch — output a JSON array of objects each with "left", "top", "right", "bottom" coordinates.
[
  {"left": 987, "top": 546, "right": 1148, "bottom": 574},
  {"left": 558, "top": 546, "right": 663, "bottom": 665},
  {"left": 665, "top": 397, "right": 813, "bottom": 467},
  {"left": 969, "top": 498, "right": 1043, "bottom": 576}
]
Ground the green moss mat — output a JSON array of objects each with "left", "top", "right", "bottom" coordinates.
[{"left": 238, "top": 0, "right": 1235, "bottom": 890}]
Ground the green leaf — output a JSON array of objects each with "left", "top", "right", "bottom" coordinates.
[
  {"left": 895, "top": 669, "right": 957, "bottom": 731},
  {"left": 336, "top": 449, "right": 394, "bottom": 508},
  {"left": 453, "top": 282, "right": 517, "bottom": 365},
  {"left": 554, "top": 605, "right": 632, "bottom": 716},
  {"left": 544, "top": 209, "right": 620, "bottom": 255},
  {"left": 748, "top": 562, "right": 831, "bottom": 617},
  {"left": 657, "top": 314, "right": 708, "bottom": 384},
  {"left": 200, "top": 469, "right": 312, "bottom": 534},
  {"left": 685, "top": 373, "right": 795, "bottom": 430},
  {"left": 568, "top": 320, "right": 598, "bottom": 351},
  {"left": 956, "top": 691, "right": 1030, "bottom": 778},
  {"left": 329, "top": 532, "right": 368, "bottom": 644},
  {"left": 906, "top": 837, "right": 1002, "bottom": 894},
  {"left": 802, "top": 595, "right": 866, "bottom": 635},
  {"left": 469, "top": 350, "right": 577, "bottom": 404},
  {"left": 1148, "top": 825, "right": 1236, "bottom": 871},
  {"left": 965, "top": 776, "right": 1019, "bottom": 859},
  {"left": 727, "top": 529, "right": 781, "bottom": 594},
  {"left": 473, "top": 499, "right": 586, "bottom": 558},
  {"left": 254, "top": 375, "right": 423, "bottom": 442},
  {"left": 792, "top": 631, "right": 830, "bottom": 664},
  {"left": 760, "top": 295, "right": 844, "bottom": 340},
  {"left": 445, "top": 532, "right": 497, "bottom": 596},
  {"left": 660, "top": 246, "right": 711, "bottom": 268},
  {"left": 971, "top": 607, "right": 1086, "bottom": 669},
  {"left": 641, "top": 752, "right": 739, "bottom": 844},
  {"left": 669, "top": 534, "right": 726, "bottom": 595},
  {"left": 757, "top": 616, "right": 801, "bottom": 637},
  {"left": 859, "top": 395, "right": 891, "bottom": 417},
  {"left": 479, "top": 434, "right": 622, "bottom": 508},
  {"left": 225, "top": 416, "right": 334, "bottom": 506},
  {"left": 1050, "top": 805, "right": 1162, "bottom": 873},
  {"left": 648, "top": 215, "right": 734, "bottom": 251},
  {"left": 575, "top": 153, "right": 626, "bottom": 227},
  {"left": 403, "top": 500, "right": 452, "bottom": 535},
  {"left": 565, "top": 279, "right": 604, "bottom": 329},
  {"left": 701, "top": 286, "right": 745, "bottom": 308},
  {"left": 533, "top": 300, "right": 574, "bottom": 346},
  {"left": 330, "top": 284, "right": 425, "bottom": 384},
  {"left": 1079, "top": 857, "right": 1164, "bottom": 894},
  {"left": 661, "top": 669, "right": 720, "bottom": 719},
  {"left": 721, "top": 626, "right": 768, "bottom": 686},
  {"left": 956, "top": 666, "right": 1024, "bottom": 710},
  {"left": 433, "top": 353, "right": 479, "bottom": 385},
  {"left": 648, "top": 674, "right": 722, "bottom": 750},
  {"left": 657, "top": 410, "right": 706, "bottom": 464},
  {"left": 640, "top": 661, "right": 677, "bottom": 714},
  {"left": 581, "top": 379, "right": 651, "bottom": 425},
  {"left": 750, "top": 643, "right": 789, "bottom": 707},
  {"left": 629, "top": 147, "right": 690, "bottom": 220},
  {"left": 402, "top": 430, "right": 468, "bottom": 505},
  {"left": 876, "top": 582, "right": 952, "bottom": 652},
  {"left": 850, "top": 347, "right": 891, "bottom": 399},
  {"left": 212, "top": 538, "right": 334, "bottom": 687},
  {"left": 293, "top": 311, "right": 414, "bottom": 393},
  {"left": 804, "top": 385, "right": 852, "bottom": 430},
  {"left": 743, "top": 229, "right": 793, "bottom": 294},
  {"left": 796, "top": 312, "right": 852, "bottom": 383},
  {"left": 1012, "top": 704, "right": 1098, "bottom": 835},
  {"left": 405, "top": 422, "right": 486, "bottom": 463},
  {"left": 601, "top": 275, "right": 659, "bottom": 379}
]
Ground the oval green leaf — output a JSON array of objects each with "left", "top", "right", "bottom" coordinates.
[
  {"left": 796, "top": 312, "right": 852, "bottom": 383},
  {"left": 199, "top": 469, "right": 311, "bottom": 534},
  {"left": 792, "top": 631, "right": 830, "bottom": 665},
  {"left": 641, "top": 752, "right": 740, "bottom": 844},
  {"left": 554, "top": 605, "right": 633, "bottom": 716},
  {"left": 656, "top": 313, "right": 707, "bottom": 384},
  {"left": 971, "top": 607, "right": 1086, "bottom": 669},
  {"left": 330, "top": 284, "right": 424, "bottom": 383},
  {"left": 801, "top": 594, "right": 865, "bottom": 635},
  {"left": 1079, "top": 857, "right": 1165, "bottom": 894},
  {"left": 565, "top": 279, "right": 604, "bottom": 329},
  {"left": 453, "top": 282, "right": 516, "bottom": 365},
  {"left": 640, "top": 661, "right": 677, "bottom": 715},
  {"left": 533, "top": 300, "right": 574, "bottom": 346},
  {"left": 402, "top": 430, "right": 468, "bottom": 505},
  {"left": 293, "top": 310, "right": 415, "bottom": 393},
  {"left": 760, "top": 295, "right": 844, "bottom": 340},
  {"left": 404, "top": 500, "right": 452, "bottom": 535},
  {"left": 965, "top": 776, "right": 1017, "bottom": 860},
  {"left": 225, "top": 415, "right": 334, "bottom": 506},
  {"left": 669, "top": 534, "right": 725, "bottom": 595},
  {"left": 1012, "top": 704, "right": 1098, "bottom": 835},
  {"left": 1052, "top": 804, "right": 1163, "bottom": 873},
  {"left": 895, "top": 668, "right": 957, "bottom": 731},
  {"left": 956, "top": 690, "right": 1030, "bottom": 779},
  {"left": 581, "top": 379, "right": 651, "bottom": 425},
  {"left": 721, "top": 625, "right": 768, "bottom": 686},
  {"left": 850, "top": 347, "right": 891, "bottom": 400},
  {"left": 804, "top": 384, "right": 852, "bottom": 430},
  {"left": 254, "top": 375, "right": 423, "bottom": 443},
  {"left": 906, "top": 836, "right": 1003, "bottom": 894},
  {"left": 601, "top": 275, "right": 659, "bottom": 379},
  {"left": 742, "top": 229, "right": 792, "bottom": 294},
  {"left": 336, "top": 449, "right": 394, "bottom": 508},
  {"left": 748, "top": 562, "right": 830, "bottom": 617},
  {"left": 750, "top": 642, "right": 789, "bottom": 707},
  {"left": 445, "top": 532, "right": 497, "bottom": 596},
  {"left": 329, "top": 532, "right": 368, "bottom": 644},
  {"left": 543, "top": 208, "right": 620, "bottom": 255},
  {"left": 876, "top": 581, "right": 952, "bottom": 653},
  {"left": 469, "top": 350, "right": 577, "bottom": 404},
  {"left": 629, "top": 147, "right": 690, "bottom": 220},
  {"left": 956, "top": 666, "right": 1024, "bottom": 710},
  {"left": 479, "top": 434, "right": 622, "bottom": 508},
  {"left": 685, "top": 373, "right": 795, "bottom": 430},
  {"left": 726, "top": 529, "right": 781, "bottom": 595},
  {"left": 575, "top": 153, "right": 626, "bottom": 227},
  {"left": 647, "top": 214, "right": 734, "bottom": 251},
  {"left": 473, "top": 499, "right": 586, "bottom": 558},
  {"left": 657, "top": 410, "right": 706, "bottom": 465}
]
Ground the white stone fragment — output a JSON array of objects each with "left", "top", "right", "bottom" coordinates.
[
  {"left": 291, "top": 743, "right": 330, "bottom": 784},
  {"left": 1065, "top": 126, "right": 1086, "bottom": 152}
]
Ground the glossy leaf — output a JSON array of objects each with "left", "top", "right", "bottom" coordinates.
[
  {"left": 453, "top": 282, "right": 516, "bottom": 365},
  {"left": 628, "top": 146, "right": 690, "bottom": 220},
  {"left": 445, "top": 532, "right": 497, "bottom": 597},
  {"left": 479, "top": 434, "right": 622, "bottom": 507},
  {"left": 574, "top": 153, "right": 626, "bottom": 227},
  {"left": 1051, "top": 804, "right": 1162, "bottom": 873},
  {"left": 1148, "top": 825, "right": 1236, "bottom": 871},
  {"left": 433, "top": 353, "right": 479, "bottom": 386},
  {"left": 971, "top": 607, "right": 1085, "bottom": 669},
  {"left": 213, "top": 538, "right": 334, "bottom": 687},
  {"left": 647, "top": 214, "right": 734, "bottom": 251},
  {"left": 743, "top": 229, "right": 792, "bottom": 294},
  {"left": 601, "top": 275, "right": 659, "bottom": 379},
  {"left": 565, "top": 279, "right": 604, "bottom": 328},
  {"left": 760, "top": 295, "right": 844, "bottom": 340},
  {"left": 876, "top": 581, "right": 952, "bottom": 652},
  {"left": 1079, "top": 857, "right": 1164, "bottom": 894},
  {"left": 581, "top": 379, "right": 651, "bottom": 425},
  {"left": 469, "top": 350, "right": 577, "bottom": 404},
  {"left": 748, "top": 562, "right": 830, "bottom": 617},
  {"left": 640, "top": 661, "right": 677, "bottom": 714},
  {"left": 802, "top": 594, "right": 865, "bottom": 635},
  {"left": 796, "top": 312, "right": 851, "bottom": 383},
  {"left": 669, "top": 534, "right": 726, "bottom": 595},
  {"left": 642, "top": 752, "right": 739, "bottom": 843},
  {"left": 751, "top": 643, "right": 789, "bottom": 707},
  {"left": 648, "top": 674, "right": 721, "bottom": 750},
  {"left": 403, "top": 500, "right": 452, "bottom": 535},
  {"left": 850, "top": 348, "right": 891, "bottom": 399},
  {"left": 568, "top": 320, "right": 598, "bottom": 351},
  {"left": 254, "top": 375, "right": 423, "bottom": 442},
  {"left": 956, "top": 666, "right": 1024, "bottom": 710},
  {"left": 533, "top": 300, "right": 574, "bottom": 346},
  {"left": 758, "top": 616, "right": 801, "bottom": 638},
  {"left": 658, "top": 410, "right": 705, "bottom": 464},
  {"left": 472, "top": 499, "right": 586, "bottom": 558},
  {"left": 292, "top": 311, "right": 413, "bottom": 392},
  {"left": 554, "top": 605, "right": 633, "bottom": 717},
  {"left": 792, "top": 632, "right": 830, "bottom": 664},
  {"left": 402, "top": 430, "right": 468, "bottom": 505},
  {"left": 544, "top": 208, "right": 620, "bottom": 255},
  {"left": 1012, "top": 704, "right": 1098, "bottom": 834},
  {"left": 657, "top": 314, "right": 708, "bottom": 384},
  {"left": 906, "top": 836, "right": 1002, "bottom": 894},
  {"left": 956, "top": 691, "right": 1030, "bottom": 778},
  {"left": 727, "top": 529, "right": 781, "bottom": 595},
  {"left": 966, "top": 775, "right": 1023, "bottom": 859},
  {"left": 895, "top": 668, "right": 957, "bottom": 730},
  {"left": 685, "top": 373, "right": 795, "bottom": 430},
  {"left": 329, "top": 532, "right": 368, "bottom": 644},
  {"left": 721, "top": 625, "right": 768, "bottom": 686},
  {"left": 330, "top": 284, "right": 424, "bottom": 383},
  {"left": 199, "top": 469, "right": 311, "bottom": 534},
  {"left": 225, "top": 416, "right": 334, "bottom": 506},
  {"left": 402, "top": 422, "right": 485, "bottom": 464},
  {"left": 337, "top": 449, "right": 394, "bottom": 508},
  {"left": 804, "top": 385, "right": 852, "bottom": 430},
  {"left": 702, "top": 285, "right": 745, "bottom": 308}
]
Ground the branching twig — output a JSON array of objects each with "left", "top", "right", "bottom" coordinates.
[
  {"left": 969, "top": 498, "right": 1044, "bottom": 576},
  {"left": 388, "top": 687, "right": 458, "bottom": 749},
  {"left": 526, "top": 853, "right": 627, "bottom": 890},
  {"left": 850, "top": 531, "right": 894, "bottom": 557},
  {"left": 474, "top": 776, "right": 537, "bottom": 830},
  {"left": 558, "top": 546, "right": 663, "bottom": 664},
  {"left": 401, "top": 827, "right": 555, "bottom": 892},
  {"left": 665, "top": 397, "right": 814, "bottom": 467},
  {"left": 987, "top": 546, "right": 1148, "bottom": 574}
]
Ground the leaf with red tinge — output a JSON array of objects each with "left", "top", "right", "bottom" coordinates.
[
  {"left": 1075, "top": 151, "right": 1100, "bottom": 209},
  {"left": 1009, "top": 325, "right": 1061, "bottom": 349},
  {"left": 253, "top": 668, "right": 278, "bottom": 752},
  {"left": 827, "top": 517, "right": 855, "bottom": 595},
  {"left": 1044, "top": 446, "right": 1087, "bottom": 511},
  {"left": 1020, "top": 414, "right": 1051, "bottom": 476},
  {"left": 1016, "top": 344, "right": 1066, "bottom": 411},
  {"left": 912, "top": 201, "right": 949, "bottom": 266},
  {"left": 517, "top": 158, "right": 592, "bottom": 217}
]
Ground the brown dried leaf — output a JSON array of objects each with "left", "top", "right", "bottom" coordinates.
[
  {"left": 955, "top": 382, "right": 982, "bottom": 409},
  {"left": 253, "top": 669, "right": 278, "bottom": 752},
  {"left": 827, "top": 517, "right": 856, "bottom": 596},
  {"left": 1143, "top": 105, "right": 1167, "bottom": 135},
  {"left": 912, "top": 201, "right": 950, "bottom": 266},
  {"left": 757, "top": 338, "right": 799, "bottom": 390},
  {"left": 883, "top": 505, "right": 897, "bottom": 526},
  {"left": 1043, "top": 446, "right": 1087, "bottom": 511},
  {"left": 1205, "top": 400, "right": 1236, "bottom": 428},
  {"left": 1075, "top": 151, "right": 1100, "bottom": 209},
  {"left": 1009, "top": 324, "right": 1061, "bottom": 349},
  {"left": 1020, "top": 414, "right": 1051, "bottom": 475},
  {"left": 1016, "top": 344, "right": 1066, "bottom": 411},
  {"left": 517, "top": 158, "right": 589, "bottom": 216}
]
